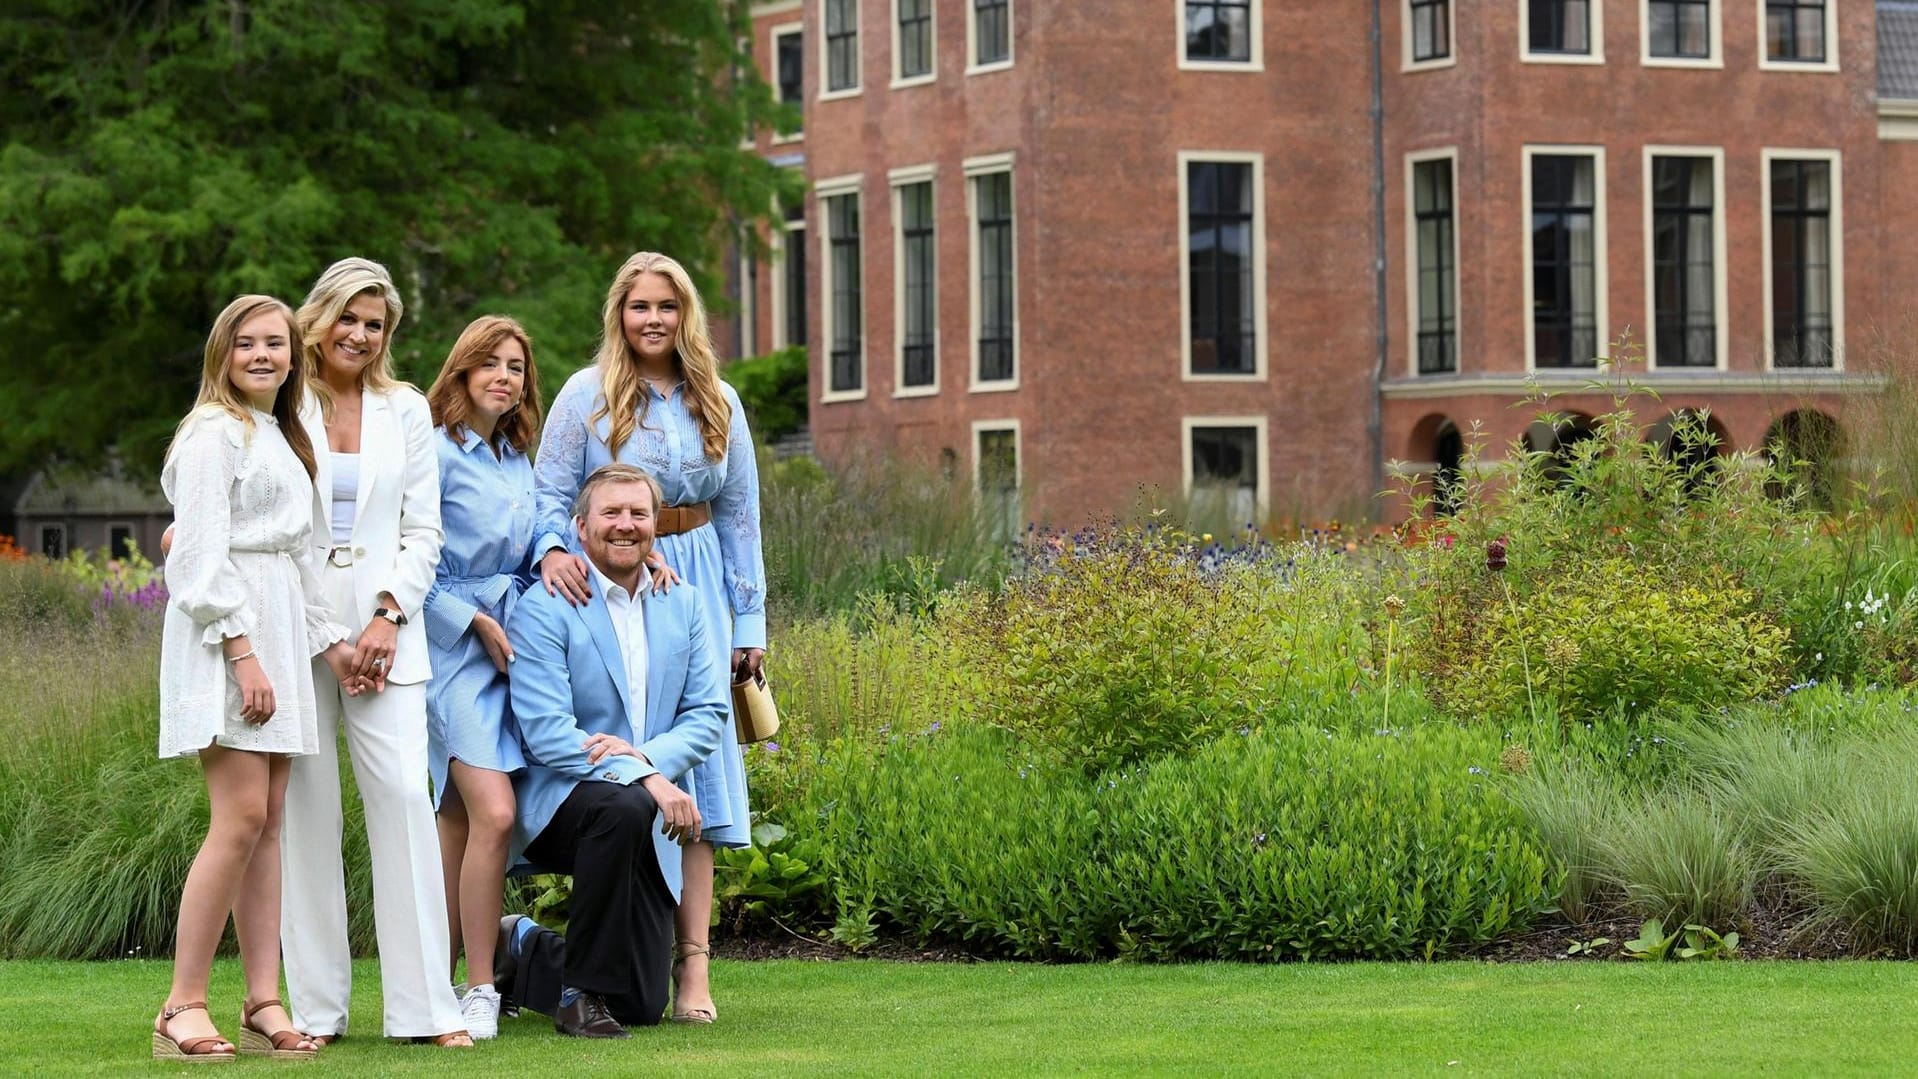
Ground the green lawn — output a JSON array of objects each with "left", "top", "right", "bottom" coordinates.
[{"left": 13, "top": 957, "right": 1918, "bottom": 1076}]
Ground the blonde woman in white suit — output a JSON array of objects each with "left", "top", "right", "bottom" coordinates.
[{"left": 280, "top": 257, "right": 471, "bottom": 1047}]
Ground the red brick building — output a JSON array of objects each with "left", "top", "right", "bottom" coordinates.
[{"left": 724, "top": 0, "right": 1918, "bottom": 525}]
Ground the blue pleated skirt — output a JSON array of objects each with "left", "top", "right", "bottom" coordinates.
[{"left": 658, "top": 522, "right": 752, "bottom": 849}]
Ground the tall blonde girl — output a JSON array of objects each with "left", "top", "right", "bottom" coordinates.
[
  {"left": 155, "top": 295, "right": 362, "bottom": 1061},
  {"left": 532, "top": 251, "right": 766, "bottom": 1024}
]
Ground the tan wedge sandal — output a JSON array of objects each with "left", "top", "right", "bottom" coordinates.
[
  {"left": 239, "top": 998, "right": 319, "bottom": 1060},
  {"left": 152, "top": 1001, "right": 236, "bottom": 1063},
  {"left": 670, "top": 941, "right": 717, "bottom": 1024}
]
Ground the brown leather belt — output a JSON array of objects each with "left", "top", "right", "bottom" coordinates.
[{"left": 656, "top": 501, "right": 712, "bottom": 536}]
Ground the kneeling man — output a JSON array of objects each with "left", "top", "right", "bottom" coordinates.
[{"left": 496, "top": 463, "right": 728, "bottom": 1037}]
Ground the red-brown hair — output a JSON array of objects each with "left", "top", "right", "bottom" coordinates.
[{"left": 426, "top": 315, "right": 544, "bottom": 453}]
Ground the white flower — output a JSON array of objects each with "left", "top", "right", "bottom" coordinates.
[
  {"left": 1815, "top": 652, "right": 1824, "bottom": 662},
  {"left": 1854, "top": 621, "right": 1864, "bottom": 631}
]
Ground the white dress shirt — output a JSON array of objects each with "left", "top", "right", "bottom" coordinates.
[{"left": 590, "top": 561, "right": 649, "bottom": 740}]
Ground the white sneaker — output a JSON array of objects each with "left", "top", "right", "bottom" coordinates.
[{"left": 461, "top": 984, "right": 502, "bottom": 1040}]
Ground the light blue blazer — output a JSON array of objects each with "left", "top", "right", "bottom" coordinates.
[{"left": 505, "top": 572, "right": 729, "bottom": 902}]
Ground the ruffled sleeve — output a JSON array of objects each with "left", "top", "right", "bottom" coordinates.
[
  {"left": 710, "top": 383, "right": 768, "bottom": 649},
  {"left": 160, "top": 412, "right": 253, "bottom": 645},
  {"left": 533, "top": 371, "right": 594, "bottom": 560},
  {"left": 295, "top": 540, "right": 350, "bottom": 657}
]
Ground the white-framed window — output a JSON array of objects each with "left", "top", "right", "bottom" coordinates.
[
  {"left": 1642, "top": 147, "right": 1728, "bottom": 370},
  {"left": 1404, "top": 0, "right": 1457, "bottom": 70},
  {"left": 821, "top": 0, "right": 862, "bottom": 98},
  {"left": 1182, "top": 417, "right": 1269, "bottom": 526},
  {"left": 1179, "top": 0, "right": 1263, "bottom": 71},
  {"left": 968, "top": 0, "right": 1013, "bottom": 72},
  {"left": 817, "top": 173, "right": 867, "bottom": 401},
  {"left": 1520, "top": 0, "right": 1605, "bottom": 63},
  {"left": 736, "top": 243, "right": 759, "bottom": 359},
  {"left": 891, "top": 164, "right": 939, "bottom": 396},
  {"left": 1761, "top": 149, "right": 1845, "bottom": 369},
  {"left": 1405, "top": 148, "right": 1459, "bottom": 376},
  {"left": 38, "top": 523, "right": 66, "bottom": 560},
  {"left": 966, "top": 153, "right": 1019, "bottom": 391},
  {"left": 1641, "top": 0, "right": 1720, "bottom": 67},
  {"left": 1521, "top": 145, "right": 1609, "bottom": 369},
  {"left": 772, "top": 200, "right": 807, "bottom": 352},
  {"left": 972, "top": 419, "right": 1021, "bottom": 541},
  {"left": 1178, "top": 151, "right": 1267, "bottom": 381},
  {"left": 1758, "top": 0, "right": 1838, "bottom": 72},
  {"left": 772, "top": 23, "right": 805, "bottom": 142},
  {"left": 892, "top": 0, "right": 935, "bottom": 86}
]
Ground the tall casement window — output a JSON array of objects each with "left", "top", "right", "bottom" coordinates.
[
  {"left": 1412, "top": 156, "right": 1457, "bottom": 374},
  {"left": 974, "top": 423, "right": 1021, "bottom": 541},
  {"left": 972, "top": 0, "right": 1011, "bottom": 68},
  {"left": 1183, "top": 157, "right": 1264, "bottom": 377},
  {"left": 1410, "top": 0, "right": 1451, "bottom": 62},
  {"left": 774, "top": 26, "right": 804, "bottom": 137},
  {"left": 1528, "top": 152, "right": 1602, "bottom": 368},
  {"left": 1183, "top": 0, "right": 1260, "bottom": 67},
  {"left": 1527, "top": 0, "right": 1593, "bottom": 55},
  {"left": 894, "top": 176, "right": 937, "bottom": 392},
  {"left": 1649, "top": 155, "right": 1719, "bottom": 368},
  {"left": 819, "top": 182, "right": 864, "bottom": 398},
  {"left": 824, "top": 0, "right": 860, "bottom": 94},
  {"left": 1765, "top": 1, "right": 1828, "bottom": 64},
  {"left": 1186, "top": 420, "right": 1267, "bottom": 526},
  {"left": 969, "top": 162, "right": 1017, "bottom": 386},
  {"left": 777, "top": 202, "right": 807, "bottom": 350},
  {"left": 1768, "top": 157, "right": 1836, "bottom": 368},
  {"left": 1648, "top": 0, "right": 1710, "bottom": 59},
  {"left": 895, "top": 0, "right": 933, "bottom": 82}
]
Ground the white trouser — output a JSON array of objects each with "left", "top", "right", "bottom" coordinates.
[{"left": 281, "top": 561, "right": 463, "bottom": 1039}]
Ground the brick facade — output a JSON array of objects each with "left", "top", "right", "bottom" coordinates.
[{"left": 729, "top": 0, "right": 1918, "bottom": 525}]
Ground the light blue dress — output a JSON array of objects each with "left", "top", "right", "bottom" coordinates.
[
  {"left": 534, "top": 367, "right": 765, "bottom": 849},
  {"left": 423, "top": 425, "right": 534, "bottom": 807}
]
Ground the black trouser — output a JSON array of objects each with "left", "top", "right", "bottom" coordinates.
[{"left": 507, "top": 780, "right": 676, "bottom": 1027}]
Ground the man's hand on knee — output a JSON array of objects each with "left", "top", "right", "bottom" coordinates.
[{"left": 640, "top": 774, "right": 701, "bottom": 845}]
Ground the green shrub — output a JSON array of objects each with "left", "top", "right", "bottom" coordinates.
[
  {"left": 936, "top": 528, "right": 1295, "bottom": 774},
  {"left": 722, "top": 345, "right": 808, "bottom": 443},
  {"left": 821, "top": 724, "right": 1554, "bottom": 961},
  {"left": 1434, "top": 558, "right": 1789, "bottom": 723},
  {"left": 1402, "top": 370, "right": 1823, "bottom": 715}
]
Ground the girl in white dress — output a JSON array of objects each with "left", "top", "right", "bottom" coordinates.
[{"left": 153, "top": 295, "right": 366, "bottom": 1062}]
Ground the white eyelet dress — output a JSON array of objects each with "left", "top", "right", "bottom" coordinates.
[{"left": 158, "top": 406, "right": 348, "bottom": 759}]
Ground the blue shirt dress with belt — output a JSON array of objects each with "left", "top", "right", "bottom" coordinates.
[
  {"left": 534, "top": 367, "right": 764, "bottom": 849},
  {"left": 423, "top": 425, "right": 534, "bottom": 805}
]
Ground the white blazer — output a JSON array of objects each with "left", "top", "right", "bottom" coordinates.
[{"left": 302, "top": 385, "right": 444, "bottom": 686}]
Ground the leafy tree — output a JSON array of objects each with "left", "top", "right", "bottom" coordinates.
[{"left": 0, "top": 1, "right": 793, "bottom": 477}]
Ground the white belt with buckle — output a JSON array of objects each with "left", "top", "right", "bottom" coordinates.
[{"left": 327, "top": 546, "right": 356, "bottom": 568}]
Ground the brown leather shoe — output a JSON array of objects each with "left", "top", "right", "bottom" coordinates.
[{"left": 554, "top": 991, "right": 628, "bottom": 1039}]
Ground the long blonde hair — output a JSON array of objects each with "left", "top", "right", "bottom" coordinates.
[
  {"left": 169, "top": 295, "right": 318, "bottom": 480},
  {"left": 296, "top": 257, "right": 407, "bottom": 419},
  {"left": 590, "top": 251, "right": 732, "bottom": 462}
]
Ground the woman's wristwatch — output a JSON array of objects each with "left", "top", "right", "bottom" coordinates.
[{"left": 373, "top": 607, "right": 408, "bottom": 627}]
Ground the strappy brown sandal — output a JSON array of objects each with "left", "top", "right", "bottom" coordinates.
[
  {"left": 153, "top": 1001, "right": 236, "bottom": 1063},
  {"left": 409, "top": 1030, "right": 475, "bottom": 1047},
  {"left": 670, "top": 941, "right": 717, "bottom": 1025},
  {"left": 239, "top": 998, "right": 319, "bottom": 1060}
]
